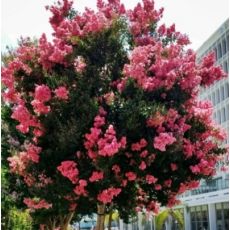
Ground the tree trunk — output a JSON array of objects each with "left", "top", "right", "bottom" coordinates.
[
  {"left": 108, "top": 210, "right": 113, "bottom": 230},
  {"left": 96, "top": 204, "right": 105, "bottom": 230},
  {"left": 60, "top": 212, "right": 74, "bottom": 230}
]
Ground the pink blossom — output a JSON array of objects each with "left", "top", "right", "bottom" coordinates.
[
  {"left": 153, "top": 132, "right": 176, "bottom": 151},
  {"left": 131, "top": 138, "right": 147, "bottom": 151},
  {"left": 190, "top": 165, "right": 200, "bottom": 174},
  {"left": 104, "top": 92, "right": 115, "bottom": 105},
  {"left": 31, "top": 100, "right": 51, "bottom": 115},
  {"left": 170, "top": 163, "right": 178, "bottom": 171},
  {"left": 146, "top": 175, "right": 157, "bottom": 184},
  {"left": 26, "top": 144, "right": 42, "bottom": 163},
  {"left": 164, "top": 179, "right": 172, "bottom": 188},
  {"left": 74, "top": 56, "right": 86, "bottom": 73},
  {"left": 89, "top": 171, "right": 104, "bottom": 182},
  {"left": 24, "top": 198, "right": 52, "bottom": 210},
  {"left": 34, "top": 85, "right": 51, "bottom": 102},
  {"left": 139, "top": 161, "right": 146, "bottom": 170},
  {"left": 74, "top": 180, "right": 88, "bottom": 196},
  {"left": 57, "top": 161, "right": 79, "bottom": 184},
  {"left": 97, "top": 187, "right": 121, "bottom": 204},
  {"left": 140, "top": 150, "right": 148, "bottom": 158},
  {"left": 112, "top": 164, "right": 121, "bottom": 174},
  {"left": 54, "top": 86, "right": 69, "bottom": 100},
  {"left": 154, "top": 184, "right": 162, "bottom": 190},
  {"left": 125, "top": 171, "right": 137, "bottom": 181}
]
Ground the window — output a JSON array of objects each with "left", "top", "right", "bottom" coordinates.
[
  {"left": 225, "top": 83, "right": 229, "bottom": 98},
  {"left": 221, "top": 86, "right": 225, "bottom": 100},
  {"left": 224, "top": 61, "right": 228, "bottom": 73},
  {"left": 222, "top": 38, "right": 227, "bottom": 55},
  {"left": 216, "top": 89, "right": 220, "bottom": 104},
  {"left": 216, "top": 202, "right": 229, "bottom": 230},
  {"left": 214, "top": 47, "right": 218, "bottom": 60},
  {"left": 217, "top": 110, "right": 221, "bottom": 124},
  {"left": 218, "top": 43, "right": 222, "bottom": 59},
  {"left": 212, "top": 92, "right": 216, "bottom": 105},
  {"left": 214, "top": 112, "right": 217, "bottom": 121},
  {"left": 190, "top": 205, "right": 209, "bottom": 230},
  {"left": 227, "top": 104, "right": 229, "bottom": 121},
  {"left": 227, "top": 35, "right": 229, "bottom": 52},
  {"left": 221, "top": 107, "right": 226, "bottom": 122}
]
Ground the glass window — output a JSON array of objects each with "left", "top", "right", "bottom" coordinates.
[
  {"left": 213, "top": 112, "right": 217, "bottom": 121},
  {"left": 214, "top": 47, "right": 218, "bottom": 60},
  {"left": 222, "top": 107, "right": 226, "bottom": 122},
  {"left": 225, "top": 83, "right": 229, "bottom": 98},
  {"left": 217, "top": 110, "right": 221, "bottom": 124},
  {"left": 222, "top": 38, "right": 227, "bottom": 55},
  {"left": 224, "top": 61, "right": 228, "bottom": 73},
  {"left": 221, "top": 86, "right": 225, "bottom": 100},
  {"left": 215, "top": 203, "right": 229, "bottom": 230},
  {"left": 190, "top": 205, "right": 209, "bottom": 230},
  {"left": 212, "top": 92, "right": 216, "bottom": 105},
  {"left": 226, "top": 104, "right": 229, "bottom": 121},
  {"left": 218, "top": 43, "right": 222, "bottom": 59},
  {"left": 216, "top": 89, "right": 220, "bottom": 103},
  {"left": 227, "top": 35, "right": 229, "bottom": 52}
]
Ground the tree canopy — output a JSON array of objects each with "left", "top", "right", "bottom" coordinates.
[{"left": 2, "top": 0, "right": 227, "bottom": 229}]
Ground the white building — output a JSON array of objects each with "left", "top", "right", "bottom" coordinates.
[{"left": 174, "top": 19, "right": 229, "bottom": 230}]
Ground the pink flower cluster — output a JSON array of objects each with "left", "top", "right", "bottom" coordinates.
[
  {"left": 199, "top": 52, "right": 226, "bottom": 86},
  {"left": 2, "top": 59, "right": 32, "bottom": 102},
  {"left": 153, "top": 132, "right": 176, "bottom": 151},
  {"left": 74, "top": 180, "right": 88, "bottom": 196},
  {"left": 89, "top": 171, "right": 104, "bottom": 182},
  {"left": 127, "top": 0, "right": 163, "bottom": 39},
  {"left": 24, "top": 198, "right": 52, "bottom": 210},
  {"left": 146, "top": 175, "right": 158, "bottom": 184},
  {"left": 131, "top": 138, "right": 147, "bottom": 151},
  {"left": 31, "top": 85, "right": 51, "bottom": 114},
  {"left": 54, "top": 86, "right": 69, "bottom": 100},
  {"left": 11, "top": 104, "right": 40, "bottom": 134},
  {"left": 97, "top": 187, "right": 121, "bottom": 204},
  {"left": 84, "top": 108, "right": 126, "bottom": 158},
  {"left": 26, "top": 143, "right": 42, "bottom": 163},
  {"left": 74, "top": 56, "right": 86, "bottom": 73},
  {"left": 7, "top": 152, "right": 29, "bottom": 176},
  {"left": 57, "top": 161, "right": 79, "bottom": 184},
  {"left": 38, "top": 34, "right": 72, "bottom": 70},
  {"left": 125, "top": 171, "right": 137, "bottom": 181}
]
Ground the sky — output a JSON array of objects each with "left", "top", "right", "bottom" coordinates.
[{"left": 1, "top": 0, "right": 229, "bottom": 52}]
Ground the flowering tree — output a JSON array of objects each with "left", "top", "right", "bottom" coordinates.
[{"left": 2, "top": 0, "right": 227, "bottom": 229}]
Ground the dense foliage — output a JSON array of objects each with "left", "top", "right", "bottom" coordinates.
[{"left": 2, "top": 0, "right": 227, "bottom": 229}]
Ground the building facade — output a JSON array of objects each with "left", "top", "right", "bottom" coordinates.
[{"left": 174, "top": 19, "right": 229, "bottom": 230}]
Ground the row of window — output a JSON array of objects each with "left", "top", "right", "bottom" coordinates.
[
  {"left": 214, "top": 33, "right": 229, "bottom": 60},
  {"left": 190, "top": 203, "right": 229, "bottom": 230},
  {"left": 222, "top": 60, "right": 229, "bottom": 74},
  {"left": 213, "top": 104, "right": 229, "bottom": 124},
  {"left": 205, "top": 82, "right": 229, "bottom": 106},
  {"left": 197, "top": 31, "right": 229, "bottom": 64}
]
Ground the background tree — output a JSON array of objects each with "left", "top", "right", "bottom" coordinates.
[{"left": 2, "top": 0, "right": 227, "bottom": 229}]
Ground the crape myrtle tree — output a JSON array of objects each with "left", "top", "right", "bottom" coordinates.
[{"left": 2, "top": 0, "right": 227, "bottom": 229}]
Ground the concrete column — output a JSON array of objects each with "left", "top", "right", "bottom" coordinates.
[
  {"left": 119, "top": 219, "right": 124, "bottom": 230},
  {"left": 137, "top": 212, "right": 143, "bottom": 230},
  {"left": 184, "top": 206, "right": 191, "bottom": 230},
  {"left": 208, "top": 203, "right": 217, "bottom": 230}
]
